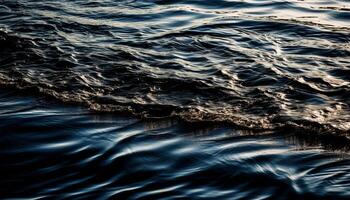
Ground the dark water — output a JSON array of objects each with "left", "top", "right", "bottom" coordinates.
[
  {"left": 1, "top": 0, "right": 349, "bottom": 133},
  {"left": 1, "top": 89, "right": 350, "bottom": 199},
  {"left": 1, "top": 0, "right": 350, "bottom": 199}
]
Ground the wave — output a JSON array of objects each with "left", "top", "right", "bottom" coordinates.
[
  {"left": 0, "top": 0, "right": 350, "bottom": 136},
  {"left": 1, "top": 88, "right": 350, "bottom": 199}
]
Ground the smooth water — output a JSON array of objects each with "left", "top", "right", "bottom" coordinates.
[
  {"left": 1, "top": 0, "right": 350, "bottom": 199},
  {"left": 1, "top": 89, "right": 350, "bottom": 199}
]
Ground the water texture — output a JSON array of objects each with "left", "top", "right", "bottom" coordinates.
[
  {"left": 0, "top": 0, "right": 350, "bottom": 134},
  {"left": 1, "top": 1, "right": 350, "bottom": 199},
  {"left": 1, "top": 89, "right": 350, "bottom": 199}
]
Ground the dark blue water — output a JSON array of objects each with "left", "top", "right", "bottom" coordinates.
[
  {"left": 1, "top": 88, "right": 350, "bottom": 199},
  {"left": 1, "top": 0, "right": 350, "bottom": 199}
]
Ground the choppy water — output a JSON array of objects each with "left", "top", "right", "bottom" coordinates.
[
  {"left": 1, "top": 89, "right": 350, "bottom": 199},
  {"left": 1, "top": 0, "right": 349, "bottom": 134},
  {"left": 1, "top": 0, "right": 350, "bottom": 199}
]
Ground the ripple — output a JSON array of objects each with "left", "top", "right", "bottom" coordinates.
[
  {"left": 1, "top": 0, "right": 350, "bottom": 134},
  {"left": 0, "top": 89, "right": 350, "bottom": 199},
  {"left": 0, "top": 1, "right": 350, "bottom": 197}
]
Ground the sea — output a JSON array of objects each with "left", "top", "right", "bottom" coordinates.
[{"left": 0, "top": 0, "right": 350, "bottom": 199}]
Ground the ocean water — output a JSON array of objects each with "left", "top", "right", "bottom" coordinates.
[
  {"left": 0, "top": 0, "right": 350, "bottom": 199},
  {"left": 1, "top": 88, "right": 350, "bottom": 199}
]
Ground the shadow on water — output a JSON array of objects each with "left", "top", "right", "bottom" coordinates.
[{"left": 1, "top": 89, "right": 350, "bottom": 199}]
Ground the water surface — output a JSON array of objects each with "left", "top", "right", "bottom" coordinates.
[
  {"left": 1, "top": 89, "right": 350, "bottom": 199},
  {"left": 1, "top": 0, "right": 350, "bottom": 199},
  {"left": 0, "top": 0, "right": 349, "bottom": 133}
]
